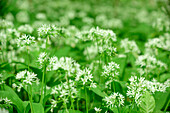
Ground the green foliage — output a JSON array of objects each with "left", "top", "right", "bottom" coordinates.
[{"left": 139, "top": 91, "right": 155, "bottom": 113}]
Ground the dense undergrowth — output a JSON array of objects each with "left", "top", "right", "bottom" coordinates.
[{"left": 0, "top": 0, "right": 170, "bottom": 113}]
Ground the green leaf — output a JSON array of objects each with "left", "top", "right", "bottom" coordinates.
[
  {"left": 1, "top": 73, "right": 15, "bottom": 80},
  {"left": 160, "top": 73, "right": 170, "bottom": 82},
  {"left": 139, "top": 91, "right": 155, "bottom": 113},
  {"left": 114, "top": 80, "right": 127, "bottom": 95},
  {"left": 32, "top": 103, "right": 44, "bottom": 113},
  {"left": 23, "top": 101, "right": 44, "bottom": 113},
  {"left": 88, "top": 85, "right": 107, "bottom": 97},
  {"left": 154, "top": 88, "right": 170, "bottom": 111},
  {"left": 110, "top": 106, "right": 118, "bottom": 113},
  {"left": 0, "top": 87, "right": 24, "bottom": 113},
  {"left": 58, "top": 109, "right": 83, "bottom": 113}
]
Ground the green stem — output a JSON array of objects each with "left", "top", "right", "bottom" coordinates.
[
  {"left": 40, "top": 66, "right": 45, "bottom": 104},
  {"left": 130, "top": 99, "right": 135, "bottom": 113},
  {"left": 117, "top": 107, "right": 120, "bottom": 113},
  {"left": 77, "top": 99, "right": 79, "bottom": 110},
  {"left": 27, "top": 47, "right": 30, "bottom": 71},
  {"left": 63, "top": 97, "right": 68, "bottom": 113},
  {"left": 71, "top": 98, "right": 75, "bottom": 110},
  {"left": 164, "top": 98, "right": 170, "bottom": 112},
  {"left": 122, "top": 53, "right": 128, "bottom": 81},
  {"left": 85, "top": 86, "right": 88, "bottom": 113},
  {"left": 112, "top": 80, "right": 115, "bottom": 92},
  {"left": 29, "top": 85, "right": 34, "bottom": 113}
]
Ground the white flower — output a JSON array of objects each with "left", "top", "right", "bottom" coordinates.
[
  {"left": 94, "top": 107, "right": 102, "bottom": 112},
  {"left": 4, "top": 97, "right": 12, "bottom": 104},
  {"left": 50, "top": 99, "right": 57, "bottom": 112},
  {"left": 121, "top": 38, "right": 140, "bottom": 54},
  {"left": 15, "top": 70, "right": 39, "bottom": 89},
  {"left": 38, "top": 52, "right": 48, "bottom": 68},
  {"left": 18, "top": 24, "right": 33, "bottom": 34},
  {"left": 136, "top": 54, "right": 167, "bottom": 76},
  {"left": 90, "top": 82, "right": 97, "bottom": 88},
  {"left": 16, "top": 70, "right": 27, "bottom": 79},
  {"left": 127, "top": 76, "right": 168, "bottom": 106},
  {"left": 17, "top": 34, "right": 35, "bottom": 47},
  {"left": 81, "top": 76, "right": 88, "bottom": 85},
  {"left": 103, "top": 92, "right": 124, "bottom": 108},
  {"left": 37, "top": 24, "right": 63, "bottom": 38}
]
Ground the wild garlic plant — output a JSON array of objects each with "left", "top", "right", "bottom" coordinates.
[
  {"left": 120, "top": 38, "right": 140, "bottom": 57},
  {"left": 145, "top": 33, "right": 170, "bottom": 56},
  {"left": 50, "top": 80, "right": 77, "bottom": 112},
  {"left": 0, "top": 0, "right": 170, "bottom": 112},
  {"left": 18, "top": 24, "right": 33, "bottom": 34},
  {"left": 135, "top": 54, "right": 167, "bottom": 80},
  {"left": 103, "top": 92, "right": 124, "bottom": 112},
  {"left": 102, "top": 62, "right": 120, "bottom": 90},
  {"left": 0, "top": 97, "right": 12, "bottom": 111},
  {"left": 127, "top": 76, "right": 169, "bottom": 106},
  {"left": 12, "top": 70, "right": 39, "bottom": 113}
]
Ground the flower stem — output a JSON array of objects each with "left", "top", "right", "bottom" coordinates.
[
  {"left": 29, "top": 85, "right": 34, "bottom": 113},
  {"left": 164, "top": 98, "right": 170, "bottom": 112},
  {"left": 63, "top": 97, "right": 68, "bottom": 113},
  {"left": 85, "top": 86, "right": 88, "bottom": 113},
  {"left": 77, "top": 99, "right": 79, "bottom": 110},
  {"left": 40, "top": 66, "right": 45, "bottom": 104}
]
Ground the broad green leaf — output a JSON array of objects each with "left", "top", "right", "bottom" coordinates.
[
  {"left": 153, "top": 109, "right": 164, "bottom": 113},
  {"left": 112, "top": 57, "right": 126, "bottom": 80},
  {"left": 154, "top": 88, "right": 170, "bottom": 110},
  {"left": 0, "top": 90, "right": 24, "bottom": 113},
  {"left": 160, "top": 73, "right": 170, "bottom": 82},
  {"left": 88, "top": 85, "right": 107, "bottom": 97},
  {"left": 139, "top": 91, "right": 155, "bottom": 113},
  {"left": 1, "top": 73, "right": 15, "bottom": 80},
  {"left": 32, "top": 103, "right": 44, "bottom": 113},
  {"left": 110, "top": 106, "right": 118, "bottom": 113},
  {"left": 114, "top": 80, "right": 127, "bottom": 95},
  {"left": 23, "top": 101, "right": 44, "bottom": 113},
  {"left": 58, "top": 109, "right": 83, "bottom": 113}
]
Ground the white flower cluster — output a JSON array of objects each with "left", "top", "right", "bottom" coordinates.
[
  {"left": 145, "top": 33, "right": 170, "bottom": 55},
  {"left": 64, "top": 26, "right": 79, "bottom": 47},
  {"left": 17, "top": 34, "right": 35, "bottom": 47},
  {"left": 0, "top": 74, "right": 5, "bottom": 85},
  {"left": 102, "top": 62, "right": 120, "bottom": 78},
  {"left": 144, "top": 79, "right": 169, "bottom": 93},
  {"left": 0, "top": 108, "right": 9, "bottom": 113},
  {"left": 103, "top": 92, "right": 124, "bottom": 108},
  {"left": 38, "top": 52, "right": 49, "bottom": 69},
  {"left": 89, "top": 27, "right": 117, "bottom": 42},
  {"left": 18, "top": 24, "right": 33, "bottom": 34},
  {"left": 0, "top": 97, "right": 12, "bottom": 105},
  {"left": 136, "top": 54, "right": 167, "bottom": 76},
  {"left": 7, "top": 28, "right": 20, "bottom": 38},
  {"left": 75, "top": 68, "right": 97, "bottom": 88},
  {"left": 83, "top": 44, "right": 98, "bottom": 60},
  {"left": 102, "top": 62, "right": 119, "bottom": 88},
  {"left": 51, "top": 80, "right": 77, "bottom": 112},
  {"left": 77, "top": 27, "right": 117, "bottom": 56},
  {"left": 12, "top": 70, "right": 39, "bottom": 92},
  {"left": 94, "top": 107, "right": 102, "bottom": 112},
  {"left": 51, "top": 80, "right": 77, "bottom": 98},
  {"left": 89, "top": 27, "right": 117, "bottom": 56},
  {"left": 0, "top": 19, "right": 13, "bottom": 29},
  {"left": 120, "top": 38, "right": 140, "bottom": 54},
  {"left": 47, "top": 56, "right": 80, "bottom": 76},
  {"left": 127, "top": 76, "right": 169, "bottom": 106},
  {"left": 152, "top": 17, "right": 170, "bottom": 32},
  {"left": 96, "top": 15, "right": 123, "bottom": 29},
  {"left": 37, "top": 24, "right": 63, "bottom": 38}
]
